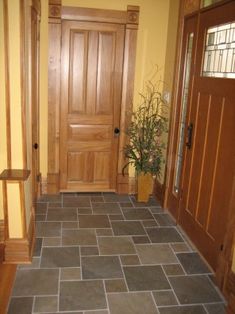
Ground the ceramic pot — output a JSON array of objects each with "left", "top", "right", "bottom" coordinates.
[{"left": 137, "top": 172, "right": 153, "bottom": 202}]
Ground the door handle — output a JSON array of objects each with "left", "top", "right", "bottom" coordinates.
[
  {"left": 114, "top": 127, "right": 120, "bottom": 135},
  {"left": 186, "top": 123, "right": 193, "bottom": 149}
]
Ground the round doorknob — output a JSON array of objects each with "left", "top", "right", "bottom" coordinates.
[
  {"left": 114, "top": 127, "right": 120, "bottom": 134},
  {"left": 33, "top": 143, "right": 39, "bottom": 149}
]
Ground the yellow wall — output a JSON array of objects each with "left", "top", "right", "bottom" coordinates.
[
  {"left": 40, "top": 0, "right": 178, "bottom": 179},
  {"left": 0, "top": 0, "right": 7, "bottom": 220},
  {"left": 8, "top": 0, "right": 23, "bottom": 169}
]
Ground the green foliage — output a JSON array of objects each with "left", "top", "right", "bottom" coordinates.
[{"left": 123, "top": 79, "right": 168, "bottom": 177}]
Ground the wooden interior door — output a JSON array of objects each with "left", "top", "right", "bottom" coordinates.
[
  {"left": 31, "top": 6, "right": 40, "bottom": 201},
  {"left": 179, "top": 1, "right": 235, "bottom": 270},
  {"left": 60, "top": 21, "right": 124, "bottom": 191}
]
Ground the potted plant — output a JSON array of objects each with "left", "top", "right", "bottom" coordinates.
[{"left": 123, "top": 78, "right": 168, "bottom": 202}]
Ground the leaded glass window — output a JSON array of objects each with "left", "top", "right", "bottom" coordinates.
[{"left": 202, "top": 22, "right": 235, "bottom": 78}]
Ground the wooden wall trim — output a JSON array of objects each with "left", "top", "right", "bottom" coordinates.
[
  {"left": 20, "top": 0, "right": 27, "bottom": 169},
  {"left": 3, "top": 0, "right": 11, "bottom": 169},
  {"left": 216, "top": 172, "right": 235, "bottom": 312},
  {"left": 117, "top": 6, "right": 139, "bottom": 194},
  {"left": 61, "top": 6, "right": 126, "bottom": 24},
  {"left": 0, "top": 220, "right": 4, "bottom": 243},
  {"left": 0, "top": 264, "right": 17, "bottom": 314},
  {"left": 154, "top": 180, "right": 165, "bottom": 207},
  {"left": 47, "top": 5, "right": 61, "bottom": 194},
  {"left": 4, "top": 211, "right": 35, "bottom": 263},
  {"left": 164, "top": 0, "right": 185, "bottom": 210}
]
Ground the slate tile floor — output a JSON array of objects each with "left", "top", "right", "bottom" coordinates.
[{"left": 8, "top": 193, "right": 226, "bottom": 314}]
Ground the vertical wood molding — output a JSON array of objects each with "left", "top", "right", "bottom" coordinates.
[
  {"left": 3, "top": 0, "right": 11, "bottom": 169},
  {"left": 164, "top": 0, "right": 185, "bottom": 210},
  {"left": 47, "top": 0, "right": 61, "bottom": 194},
  {"left": 216, "top": 172, "right": 235, "bottom": 311},
  {"left": 117, "top": 6, "right": 139, "bottom": 194},
  {"left": 20, "top": 0, "right": 27, "bottom": 169}
]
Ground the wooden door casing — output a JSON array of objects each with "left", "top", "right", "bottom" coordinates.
[
  {"left": 60, "top": 21, "right": 125, "bottom": 191},
  {"left": 31, "top": 6, "right": 40, "bottom": 201},
  {"left": 179, "top": 1, "right": 235, "bottom": 270}
]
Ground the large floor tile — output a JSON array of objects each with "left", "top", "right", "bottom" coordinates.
[
  {"left": 79, "top": 215, "right": 110, "bottom": 228},
  {"left": 205, "top": 303, "right": 226, "bottom": 314},
  {"left": 176, "top": 252, "right": 211, "bottom": 274},
  {"left": 47, "top": 208, "right": 77, "bottom": 221},
  {"left": 123, "top": 265, "right": 170, "bottom": 291},
  {"left": 98, "top": 236, "right": 136, "bottom": 255},
  {"left": 146, "top": 227, "right": 184, "bottom": 243},
  {"left": 60, "top": 280, "right": 106, "bottom": 311},
  {"left": 130, "top": 196, "right": 160, "bottom": 207},
  {"left": 33, "top": 238, "right": 42, "bottom": 257},
  {"left": 136, "top": 244, "right": 178, "bottom": 264},
  {"left": 61, "top": 267, "right": 81, "bottom": 280},
  {"left": 103, "top": 194, "right": 131, "bottom": 202},
  {"left": 8, "top": 297, "right": 34, "bottom": 314},
  {"left": 105, "top": 279, "right": 127, "bottom": 292},
  {"left": 36, "top": 221, "right": 61, "bottom": 237},
  {"left": 158, "top": 305, "right": 207, "bottom": 314},
  {"left": 12, "top": 269, "right": 59, "bottom": 296},
  {"left": 34, "top": 296, "right": 58, "bottom": 313},
  {"left": 107, "top": 292, "right": 158, "bottom": 314},
  {"left": 82, "top": 256, "right": 123, "bottom": 279},
  {"left": 154, "top": 213, "right": 175, "bottom": 226},
  {"left": 169, "top": 275, "right": 222, "bottom": 304},
  {"left": 111, "top": 221, "right": 146, "bottom": 236},
  {"left": 122, "top": 208, "right": 154, "bottom": 220},
  {"left": 41, "top": 246, "right": 80, "bottom": 268},
  {"left": 63, "top": 197, "right": 91, "bottom": 207},
  {"left": 152, "top": 290, "right": 178, "bottom": 306},
  {"left": 62, "top": 229, "right": 97, "bottom": 245},
  {"left": 92, "top": 202, "right": 121, "bottom": 214}
]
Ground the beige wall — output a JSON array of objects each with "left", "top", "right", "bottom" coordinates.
[{"left": 40, "top": 0, "right": 180, "bottom": 179}]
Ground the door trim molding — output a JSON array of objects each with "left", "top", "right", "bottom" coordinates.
[{"left": 47, "top": 2, "right": 139, "bottom": 194}]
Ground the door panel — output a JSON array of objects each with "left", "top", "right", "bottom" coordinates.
[
  {"left": 60, "top": 21, "right": 124, "bottom": 191},
  {"left": 179, "top": 1, "right": 235, "bottom": 270}
]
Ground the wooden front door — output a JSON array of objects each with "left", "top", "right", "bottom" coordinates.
[
  {"left": 60, "top": 21, "right": 125, "bottom": 191},
  {"left": 179, "top": 1, "right": 235, "bottom": 270}
]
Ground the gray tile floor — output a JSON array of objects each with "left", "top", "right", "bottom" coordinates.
[{"left": 8, "top": 193, "right": 226, "bottom": 314}]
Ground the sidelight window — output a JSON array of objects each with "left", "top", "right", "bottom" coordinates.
[{"left": 173, "top": 33, "right": 194, "bottom": 194}]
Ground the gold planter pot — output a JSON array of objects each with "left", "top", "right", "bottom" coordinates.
[{"left": 137, "top": 172, "right": 153, "bottom": 202}]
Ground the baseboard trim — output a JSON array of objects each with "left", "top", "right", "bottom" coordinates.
[
  {"left": 4, "top": 212, "right": 35, "bottom": 264},
  {"left": 47, "top": 173, "right": 59, "bottom": 194},
  {"left": 0, "top": 219, "right": 4, "bottom": 243}
]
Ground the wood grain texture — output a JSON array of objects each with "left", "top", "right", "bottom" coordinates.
[
  {"left": 183, "top": 0, "right": 200, "bottom": 15},
  {"left": 60, "top": 20, "right": 124, "bottom": 191},
  {"left": 0, "top": 263, "right": 17, "bottom": 314},
  {"left": 47, "top": 19, "right": 61, "bottom": 193},
  {"left": 117, "top": 27, "right": 138, "bottom": 193},
  {"left": 62, "top": 6, "right": 126, "bottom": 24},
  {"left": 3, "top": 0, "right": 11, "bottom": 169},
  {"left": 4, "top": 212, "right": 35, "bottom": 263}
]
